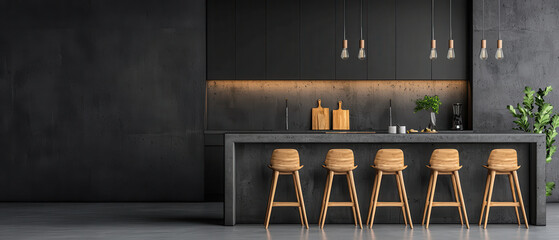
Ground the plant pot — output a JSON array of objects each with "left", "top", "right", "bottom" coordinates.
[{"left": 428, "top": 112, "right": 437, "bottom": 130}]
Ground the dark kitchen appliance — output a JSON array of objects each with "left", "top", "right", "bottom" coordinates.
[{"left": 452, "top": 103, "right": 463, "bottom": 130}]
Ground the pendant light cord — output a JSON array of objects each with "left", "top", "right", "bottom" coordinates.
[
  {"left": 482, "top": 0, "right": 485, "bottom": 39},
  {"left": 343, "top": 0, "right": 346, "bottom": 40},
  {"left": 431, "top": 0, "right": 435, "bottom": 40},
  {"left": 360, "top": 0, "right": 363, "bottom": 40},
  {"left": 498, "top": 0, "right": 501, "bottom": 39},
  {"left": 449, "top": 0, "right": 452, "bottom": 39}
]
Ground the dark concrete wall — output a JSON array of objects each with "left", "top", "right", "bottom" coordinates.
[
  {"left": 472, "top": 0, "right": 559, "bottom": 200},
  {"left": 0, "top": 0, "right": 205, "bottom": 201}
]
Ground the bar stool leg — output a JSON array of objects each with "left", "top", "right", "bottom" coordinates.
[
  {"left": 508, "top": 173, "right": 521, "bottom": 226},
  {"left": 398, "top": 170, "right": 413, "bottom": 229},
  {"left": 422, "top": 172, "right": 434, "bottom": 226},
  {"left": 366, "top": 173, "right": 379, "bottom": 226},
  {"left": 369, "top": 171, "right": 383, "bottom": 228},
  {"left": 320, "top": 171, "right": 335, "bottom": 229},
  {"left": 451, "top": 174, "right": 464, "bottom": 225},
  {"left": 483, "top": 170, "right": 496, "bottom": 229},
  {"left": 294, "top": 171, "right": 309, "bottom": 229},
  {"left": 395, "top": 173, "right": 408, "bottom": 226},
  {"left": 318, "top": 171, "right": 331, "bottom": 226},
  {"left": 512, "top": 171, "right": 529, "bottom": 229},
  {"left": 292, "top": 172, "right": 304, "bottom": 227},
  {"left": 479, "top": 172, "right": 491, "bottom": 226},
  {"left": 265, "top": 171, "right": 280, "bottom": 229},
  {"left": 348, "top": 171, "right": 363, "bottom": 229},
  {"left": 453, "top": 171, "right": 470, "bottom": 229},
  {"left": 425, "top": 170, "right": 439, "bottom": 229},
  {"left": 346, "top": 173, "right": 358, "bottom": 226}
]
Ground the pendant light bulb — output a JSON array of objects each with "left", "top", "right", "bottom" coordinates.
[
  {"left": 429, "top": 0, "right": 437, "bottom": 60},
  {"left": 429, "top": 40, "right": 437, "bottom": 60},
  {"left": 447, "top": 0, "right": 455, "bottom": 60},
  {"left": 341, "top": 40, "right": 349, "bottom": 60},
  {"left": 495, "top": 40, "right": 504, "bottom": 60},
  {"left": 495, "top": 0, "right": 503, "bottom": 60},
  {"left": 340, "top": 0, "right": 349, "bottom": 60},
  {"left": 447, "top": 40, "right": 455, "bottom": 60},
  {"left": 479, "top": 40, "right": 488, "bottom": 60},
  {"left": 358, "top": 40, "right": 366, "bottom": 60},
  {"left": 357, "top": 0, "right": 365, "bottom": 60},
  {"left": 479, "top": 0, "right": 488, "bottom": 60}
]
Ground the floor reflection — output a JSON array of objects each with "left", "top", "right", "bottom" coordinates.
[{"left": 263, "top": 224, "right": 537, "bottom": 240}]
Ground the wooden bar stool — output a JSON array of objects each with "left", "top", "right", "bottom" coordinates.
[
  {"left": 318, "top": 149, "right": 362, "bottom": 229},
  {"left": 478, "top": 149, "right": 528, "bottom": 229},
  {"left": 422, "top": 149, "right": 469, "bottom": 229},
  {"left": 264, "top": 149, "right": 309, "bottom": 229},
  {"left": 366, "top": 149, "right": 413, "bottom": 229}
]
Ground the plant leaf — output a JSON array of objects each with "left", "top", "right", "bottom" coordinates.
[
  {"left": 547, "top": 145, "right": 557, "bottom": 163},
  {"left": 523, "top": 87, "right": 535, "bottom": 112},
  {"left": 547, "top": 181, "right": 555, "bottom": 196}
]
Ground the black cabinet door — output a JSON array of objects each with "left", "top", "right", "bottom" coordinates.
[
  {"left": 301, "top": 0, "right": 336, "bottom": 79},
  {"left": 396, "top": 0, "right": 431, "bottom": 79},
  {"left": 207, "top": 0, "right": 235, "bottom": 80},
  {"left": 236, "top": 0, "right": 266, "bottom": 79},
  {"left": 335, "top": 0, "right": 367, "bottom": 80},
  {"left": 207, "top": 0, "right": 468, "bottom": 80},
  {"left": 266, "top": 0, "right": 300, "bottom": 79},
  {"left": 368, "top": 0, "right": 396, "bottom": 79},
  {"left": 432, "top": 0, "right": 469, "bottom": 80}
]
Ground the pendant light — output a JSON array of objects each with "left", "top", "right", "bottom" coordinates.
[
  {"left": 479, "top": 0, "right": 488, "bottom": 60},
  {"left": 429, "top": 0, "right": 437, "bottom": 60},
  {"left": 447, "top": 0, "right": 455, "bottom": 60},
  {"left": 358, "top": 0, "right": 366, "bottom": 60},
  {"left": 495, "top": 0, "right": 504, "bottom": 60},
  {"left": 340, "top": 0, "right": 349, "bottom": 60}
]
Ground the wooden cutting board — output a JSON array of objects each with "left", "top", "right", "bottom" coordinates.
[
  {"left": 333, "top": 101, "right": 350, "bottom": 130},
  {"left": 312, "top": 99, "right": 330, "bottom": 130}
]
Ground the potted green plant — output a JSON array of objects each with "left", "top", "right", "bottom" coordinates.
[
  {"left": 414, "top": 95, "right": 442, "bottom": 130},
  {"left": 507, "top": 86, "right": 559, "bottom": 196}
]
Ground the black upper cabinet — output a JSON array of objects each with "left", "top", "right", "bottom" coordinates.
[
  {"left": 368, "top": 0, "right": 396, "bottom": 79},
  {"left": 236, "top": 0, "right": 266, "bottom": 79},
  {"left": 301, "top": 0, "right": 335, "bottom": 79},
  {"left": 396, "top": 0, "right": 431, "bottom": 79},
  {"left": 206, "top": 0, "right": 469, "bottom": 80},
  {"left": 266, "top": 0, "right": 300, "bottom": 79},
  {"left": 207, "top": 0, "right": 235, "bottom": 80},
  {"left": 432, "top": 0, "right": 469, "bottom": 80},
  {"left": 335, "top": 0, "right": 367, "bottom": 80}
]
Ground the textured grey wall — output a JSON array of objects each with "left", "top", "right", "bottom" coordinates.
[
  {"left": 207, "top": 80, "right": 469, "bottom": 131},
  {"left": 472, "top": 0, "right": 559, "bottom": 200},
  {"left": 0, "top": 0, "right": 205, "bottom": 201}
]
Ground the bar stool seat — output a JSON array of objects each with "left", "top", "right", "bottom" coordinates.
[
  {"left": 319, "top": 149, "right": 362, "bottom": 229},
  {"left": 322, "top": 164, "right": 357, "bottom": 172},
  {"left": 482, "top": 164, "right": 521, "bottom": 172},
  {"left": 372, "top": 164, "right": 408, "bottom": 172},
  {"left": 367, "top": 149, "right": 413, "bottom": 229},
  {"left": 426, "top": 164, "right": 462, "bottom": 172},
  {"left": 264, "top": 149, "right": 309, "bottom": 229},
  {"left": 269, "top": 164, "right": 304, "bottom": 172}
]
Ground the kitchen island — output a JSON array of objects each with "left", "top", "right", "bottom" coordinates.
[{"left": 223, "top": 132, "right": 546, "bottom": 226}]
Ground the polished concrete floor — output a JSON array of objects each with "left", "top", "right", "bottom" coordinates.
[{"left": 0, "top": 202, "right": 557, "bottom": 239}]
